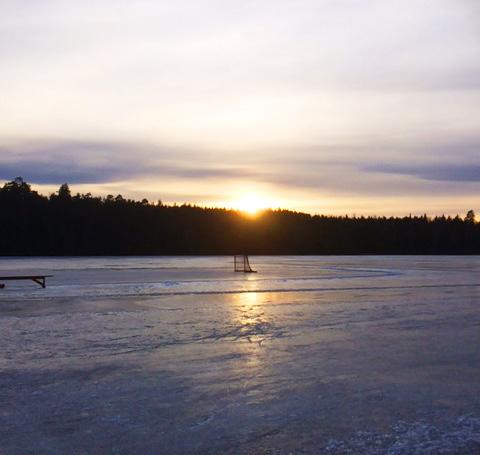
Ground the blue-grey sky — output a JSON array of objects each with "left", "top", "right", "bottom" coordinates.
[{"left": 1, "top": 0, "right": 479, "bottom": 215}]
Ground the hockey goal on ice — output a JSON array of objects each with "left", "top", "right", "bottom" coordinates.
[{"left": 234, "top": 255, "right": 257, "bottom": 273}]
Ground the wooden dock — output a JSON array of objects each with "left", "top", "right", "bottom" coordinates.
[{"left": 0, "top": 275, "right": 53, "bottom": 289}]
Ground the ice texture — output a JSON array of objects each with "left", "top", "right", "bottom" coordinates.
[{"left": 1, "top": 256, "right": 480, "bottom": 454}]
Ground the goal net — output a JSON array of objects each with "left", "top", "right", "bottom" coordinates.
[{"left": 234, "top": 255, "right": 257, "bottom": 273}]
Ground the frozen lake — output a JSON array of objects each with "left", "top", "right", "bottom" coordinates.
[{"left": 1, "top": 256, "right": 480, "bottom": 454}]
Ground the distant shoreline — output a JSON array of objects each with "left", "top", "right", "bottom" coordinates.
[{"left": 2, "top": 178, "right": 479, "bottom": 256}]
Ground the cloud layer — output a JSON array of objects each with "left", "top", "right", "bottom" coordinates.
[{"left": 1, "top": 137, "right": 479, "bottom": 199}]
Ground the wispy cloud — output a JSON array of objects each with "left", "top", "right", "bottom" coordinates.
[
  {"left": 365, "top": 164, "right": 480, "bottom": 183},
  {"left": 0, "top": 139, "right": 257, "bottom": 184}
]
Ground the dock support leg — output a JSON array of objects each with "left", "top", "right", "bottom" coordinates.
[{"left": 32, "top": 278, "right": 46, "bottom": 288}]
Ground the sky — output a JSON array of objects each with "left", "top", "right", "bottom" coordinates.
[{"left": 1, "top": 0, "right": 479, "bottom": 216}]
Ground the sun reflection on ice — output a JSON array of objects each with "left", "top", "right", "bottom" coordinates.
[{"left": 232, "top": 291, "right": 270, "bottom": 348}]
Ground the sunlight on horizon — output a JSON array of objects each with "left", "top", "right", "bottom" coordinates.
[{"left": 232, "top": 193, "right": 275, "bottom": 216}]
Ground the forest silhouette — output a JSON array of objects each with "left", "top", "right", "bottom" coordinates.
[{"left": 1, "top": 177, "right": 479, "bottom": 256}]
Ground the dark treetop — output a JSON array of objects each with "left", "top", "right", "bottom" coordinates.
[{"left": 1, "top": 177, "right": 479, "bottom": 255}]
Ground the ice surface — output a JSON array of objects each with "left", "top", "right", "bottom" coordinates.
[{"left": 1, "top": 256, "right": 480, "bottom": 454}]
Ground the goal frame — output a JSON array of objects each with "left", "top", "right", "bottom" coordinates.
[{"left": 234, "top": 255, "right": 257, "bottom": 273}]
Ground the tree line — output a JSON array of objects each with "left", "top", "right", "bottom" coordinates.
[{"left": 0, "top": 177, "right": 479, "bottom": 255}]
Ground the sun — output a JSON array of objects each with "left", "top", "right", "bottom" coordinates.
[{"left": 235, "top": 194, "right": 268, "bottom": 216}]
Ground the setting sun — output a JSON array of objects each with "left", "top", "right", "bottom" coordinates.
[{"left": 234, "top": 194, "right": 270, "bottom": 216}]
